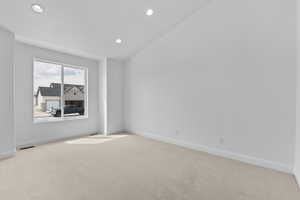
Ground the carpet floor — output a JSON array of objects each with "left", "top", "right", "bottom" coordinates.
[{"left": 0, "top": 134, "right": 299, "bottom": 200}]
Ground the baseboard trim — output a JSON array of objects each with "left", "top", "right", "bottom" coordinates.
[
  {"left": 295, "top": 172, "right": 300, "bottom": 188},
  {"left": 134, "top": 132, "right": 292, "bottom": 174},
  {"left": 17, "top": 132, "right": 100, "bottom": 149},
  {"left": 0, "top": 149, "right": 16, "bottom": 160},
  {"left": 106, "top": 130, "right": 127, "bottom": 135}
]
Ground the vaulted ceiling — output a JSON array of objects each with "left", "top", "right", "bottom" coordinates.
[{"left": 0, "top": 0, "right": 209, "bottom": 59}]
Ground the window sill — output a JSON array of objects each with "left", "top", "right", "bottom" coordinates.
[{"left": 33, "top": 116, "right": 88, "bottom": 124}]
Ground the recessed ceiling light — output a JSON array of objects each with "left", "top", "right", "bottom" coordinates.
[
  {"left": 115, "top": 38, "right": 122, "bottom": 44},
  {"left": 31, "top": 4, "right": 44, "bottom": 14},
  {"left": 146, "top": 9, "right": 154, "bottom": 16}
]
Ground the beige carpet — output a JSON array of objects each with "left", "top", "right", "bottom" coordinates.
[{"left": 0, "top": 134, "right": 299, "bottom": 200}]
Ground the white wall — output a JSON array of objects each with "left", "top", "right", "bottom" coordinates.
[
  {"left": 296, "top": 65, "right": 300, "bottom": 184},
  {"left": 124, "top": 0, "right": 296, "bottom": 172},
  {"left": 98, "top": 58, "right": 107, "bottom": 134},
  {"left": 295, "top": 0, "right": 300, "bottom": 187},
  {"left": 0, "top": 26, "right": 15, "bottom": 158},
  {"left": 107, "top": 59, "right": 124, "bottom": 134},
  {"left": 14, "top": 42, "right": 100, "bottom": 146}
]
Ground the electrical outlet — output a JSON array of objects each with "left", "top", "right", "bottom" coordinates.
[
  {"left": 175, "top": 130, "right": 180, "bottom": 136},
  {"left": 219, "top": 137, "right": 224, "bottom": 145}
]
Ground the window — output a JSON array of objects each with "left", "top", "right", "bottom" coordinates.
[{"left": 33, "top": 59, "right": 88, "bottom": 122}]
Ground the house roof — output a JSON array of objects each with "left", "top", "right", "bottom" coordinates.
[
  {"left": 51, "top": 83, "right": 84, "bottom": 93},
  {"left": 38, "top": 87, "right": 61, "bottom": 97},
  {"left": 37, "top": 83, "right": 84, "bottom": 97}
]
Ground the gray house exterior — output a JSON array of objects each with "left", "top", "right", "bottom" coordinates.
[{"left": 35, "top": 83, "right": 85, "bottom": 112}]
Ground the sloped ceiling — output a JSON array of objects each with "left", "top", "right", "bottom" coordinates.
[{"left": 0, "top": 0, "right": 209, "bottom": 59}]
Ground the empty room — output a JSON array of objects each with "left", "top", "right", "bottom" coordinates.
[{"left": 0, "top": 0, "right": 300, "bottom": 199}]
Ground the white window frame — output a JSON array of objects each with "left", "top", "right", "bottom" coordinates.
[{"left": 33, "top": 58, "right": 88, "bottom": 124}]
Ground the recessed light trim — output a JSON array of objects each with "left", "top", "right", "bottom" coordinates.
[
  {"left": 31, "top": 4, "right": 44, "bottom": 13},
  {"left": 146, "top": 9, "right": 154, "bottom": 16},
  {"left": 115, "top": 38, "right": 122, "bottom": 44}
]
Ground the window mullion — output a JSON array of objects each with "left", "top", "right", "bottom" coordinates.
[{"left": 61, "top": 65, "right": 64, "bottom": 118}]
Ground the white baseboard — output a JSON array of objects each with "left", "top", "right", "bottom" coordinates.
[
  {"left": 106, "top": 130, "right": 127, "bottom": 135},
  {"left": 134, "top": 132, "right": 292, "bottom": 174},
  {"left": 0, "top": 149, "right": 16, "bottom": 160},
  {"left": 295, "top": 171, "right": 300, "bottom": 188},
  {"left": 17, "top": 132, "right": 98, "bottom": 149}
]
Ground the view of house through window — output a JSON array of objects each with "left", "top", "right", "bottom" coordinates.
[
  {"left": 33, "top": 60, "right": 87, "bottom": 121},
  {"left": 63, "top": 66, "right": 86, "bottom": 117}
]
